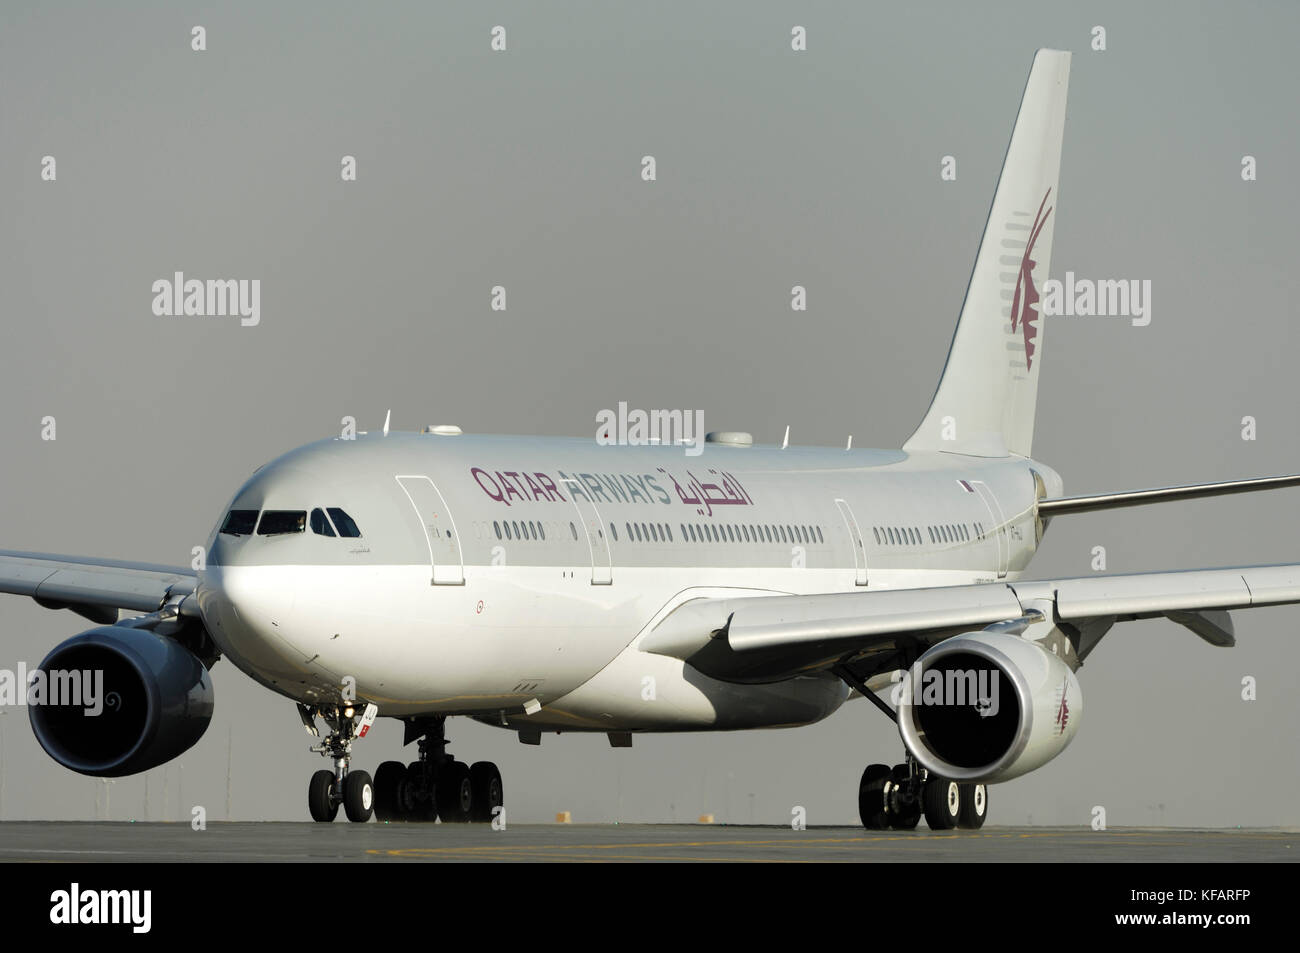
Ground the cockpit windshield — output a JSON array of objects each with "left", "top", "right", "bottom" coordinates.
[
  {"left": 326, "top": 507, "right": 362, "bottom": 538},
  {"left": 221, "top": 507, "right": 360, "bottom": 538},
  {"left": 309, "top": 508, "right": 336, "bottom": 536},
  {"left": 257, "top": 511, "right": 307, "bottom": 536},
  {"left": 220, "top": 510, "right": 258, "bottom": 536}
]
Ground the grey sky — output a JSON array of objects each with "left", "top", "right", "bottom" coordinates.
[{"left": 1, "top": 1, "right": 1297, "bottom": 826}]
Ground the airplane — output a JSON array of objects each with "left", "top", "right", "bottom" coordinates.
[{"left": 5, "top": 48, "right": 1300, "bottom": 830}]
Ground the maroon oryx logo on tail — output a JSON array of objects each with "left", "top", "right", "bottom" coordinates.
[{"left": 1010, "top": 189, "right": 1052, "bottom": 370}]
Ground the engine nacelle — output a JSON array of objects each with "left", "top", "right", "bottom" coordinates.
[
  {"left": 897, "top": 631, "right": 1081, "bottom": 783},
  {"left": 29, "top": 625, "right": 214, "bottom": 777}
]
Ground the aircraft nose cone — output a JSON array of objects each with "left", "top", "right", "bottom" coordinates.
[
  {"left": 215, "top": 564, "right": 297, "bottom": 627},
  {"left": 198, "top": 563, "right": 309, "bottom": 678}
]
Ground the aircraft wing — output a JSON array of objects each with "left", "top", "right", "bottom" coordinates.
[
  {"left": 0, "top": 549, "right": 198, "bottom": 625},
  {"left": 640, "top": 563, "right": 1300, "bottom": 683}
]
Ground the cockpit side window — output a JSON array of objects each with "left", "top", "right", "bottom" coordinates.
[
  {"left": 221, "top": 510, "right": 258, "bottom": 536},
  {"left": 310, "top": 508, "right": 337, "bottom": 537},
  {"left": 258, "top": 510, "right": 307, "bottom": 535},
  {"left": 326, "top": 507, "right": 362, "bottom": 538}
]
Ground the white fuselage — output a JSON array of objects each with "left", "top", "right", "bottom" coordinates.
[{"left": 194, "top": 433, "right": 1059, "bottom": 733}]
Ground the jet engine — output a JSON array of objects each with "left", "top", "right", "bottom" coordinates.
[
  {"left": 896, "top": 630, "right": 1081, "bottom": 783},
  {"left": 28, "top": 625, "right": 214, "bottom": 777}
]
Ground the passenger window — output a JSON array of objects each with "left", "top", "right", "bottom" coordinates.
[
  {"left": 494, "top": 521, "right": 502, "bottom": 540},
  {"left": 258, "top": 510, "right": 306, "bottom": 536},
  {"left": 221, "top": 510, "right": 258, "bottom": 536},
  {"left": 310, "top": 508, "right": 336, "bottom": 537},
  {"left": 610, "top": 522, "right": 619, "bottom": 542},
  {"left": 326, "top": 508, "right": 362, "bottom": 538},
  {"left": 539, "top": 523, "right": 546, "bottom": 541},
  {"left": 570, "top": 521, "right": 578, "bottom": 540}
]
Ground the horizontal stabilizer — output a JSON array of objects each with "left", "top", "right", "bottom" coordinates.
[{"left": 1039, "top": 473, "right": 1300, "bottom": 516}]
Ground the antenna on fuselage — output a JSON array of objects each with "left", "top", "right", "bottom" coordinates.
[
  {"left": 781, "top": 426, "right": 790, "bottom": 450},
  {"left": 383, "top": 409, "right": 391, "bottom": 436}
]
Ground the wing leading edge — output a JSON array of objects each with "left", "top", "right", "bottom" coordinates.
[{"left": 0, "top": 550, "right": 197, "bottom": 624}]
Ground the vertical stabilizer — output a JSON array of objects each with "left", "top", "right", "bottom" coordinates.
[{"left": 904, "top": 49, "right": 1070, "bottom": 458}]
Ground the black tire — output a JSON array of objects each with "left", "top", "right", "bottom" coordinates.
[
  {"left": 888, "top": 764, "right": 922, "bottom": 830},
  {"left": 404, "top": 761, "right": 437, "bottom": 822},
  {"left": 923, "top": 776, "right": 961, "bottom": 830},
  {"left": 435, "top": 760, "right": 473, "bottom": 823},
  {"left": 469, "top": 761, "right": 504, "bottom": 823},
  {"left": 308, "top": 769, "right": 338, "bottom": 822},
  {"left": 957, "top": 783, "right": 988, "bottom": 829},
  {"left": 857, "top": 764, "right": 892, "bottom": 830},
  {"left": 344, "top": 770, "right": 374, "bottom": 823},
  {"left": 373, "top": 761, "right": 407, "bottom": 822}
]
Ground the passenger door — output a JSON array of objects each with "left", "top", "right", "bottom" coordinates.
[
  {"left": 835, "top": 498, "right": 869, "bottom": 586},
  {"left": 396, "top": 475, "right": 465, "bottom": 585},
  {"left": 562, "top": 478, "right": 613, "bottom": 585}
]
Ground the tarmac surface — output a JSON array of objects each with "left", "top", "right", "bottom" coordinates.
[{"left": 0, "top": 822, "right": 1293, "bottom": 862}]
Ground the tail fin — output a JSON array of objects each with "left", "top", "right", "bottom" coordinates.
[{"left": 904, "top": 49, "right": 1070, "bottom": 458}]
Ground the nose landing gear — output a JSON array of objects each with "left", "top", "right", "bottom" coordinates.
[{"left": 300, "top": 702, "right": 376, "bottom": 823}]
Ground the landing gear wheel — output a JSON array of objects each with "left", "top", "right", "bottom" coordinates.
[
  {"left": 403, "top": 761, "right": 436, "bottom": 822},
  {"left": 469, "top": 761, "right": 504, "bottom": 823},
  {"left": 436, "top": 760, "right": 473, "bottom": 822},
  {"left": 858, "top": 764, "right": 892, "bottom": 830},
  {"left": 373, "top": 761, "right": 407, "bottom": 822},
  {"left": 923, "top": 776, "right": 961, "bottom": 830},
  {"left": 308, "top": 769, "right": 338, "bottom": 822},
  {"left": 958, "top": 783, "right": 988, "bottom": 829},
  {"left": 887, "top": 764, "right": 921, "bottom": 830},
  {"left": 344, "top": 770, "right": 374, "bottom": 823}
]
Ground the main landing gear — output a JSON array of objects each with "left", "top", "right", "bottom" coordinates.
[
  {"left": 832, "top": 664, "right": 989, "bottom": 832},
  {"left": 857, "top": 757, "right": 988, "bottom": 831},
  {"left": 302, "top": 709, "right": 504, "bottom": 824}
]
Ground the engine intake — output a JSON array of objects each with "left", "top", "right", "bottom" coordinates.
[
  {"left": 897, "top": 630, "right": 1081, "bottom": 783},
  {"left": 29, "top": 625, "right": 214, "bottom": 777}
]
